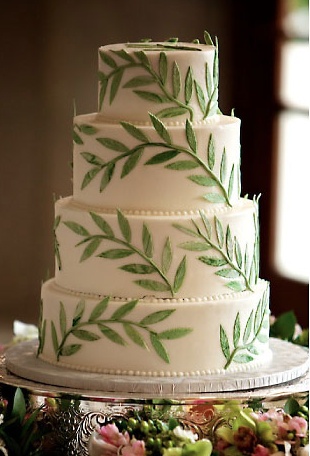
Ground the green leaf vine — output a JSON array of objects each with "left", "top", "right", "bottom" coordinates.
[
  {"left": 220, "top": 287, "right": 269, "bottom": 369},
  {"left": 54, "top": 215, "right": 62, "bottom": 271},
  {"left": 173, "top": 197, "right": 260, "bottom": 292},
  {"left": 79, "top": 114, "right": 236, "bottom": 206},
  {"left": 98, "top": 31, "right": 219, "bottom": 121},
  {"left": 50, "top": 297, "right": 192, "bottom": 364},
  {"left": 63, "top": 210, "right": 187, "bottom": 297}
]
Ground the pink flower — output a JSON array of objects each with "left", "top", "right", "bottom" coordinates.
[
  {"left": 88, "top": 424, "right": 131, "bottom": 456},
  {"left": 122, "top": 439, "right": 145, "bottom": 456},
  {"left": 253, "top": 444, "right": 271, "bottom": 456},
  {"left": 99, "top": 423, "right": 130, "bottom": 447},
  {"left": 288, "top": 416, "right": 308, "bottom": 437}
]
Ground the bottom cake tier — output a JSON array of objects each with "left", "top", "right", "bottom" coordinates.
[{"left": 39, "top": 278, "right": 270, "bottom": 376}]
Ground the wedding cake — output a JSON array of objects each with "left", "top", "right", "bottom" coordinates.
[{"left": 37, "top": 32, "right": 271, "bottom": 377}]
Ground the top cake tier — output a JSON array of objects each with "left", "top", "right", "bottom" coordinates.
[{"left": 97, "top": 41, "right": 218, "bottom": 123}]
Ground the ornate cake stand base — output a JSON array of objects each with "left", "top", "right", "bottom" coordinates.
[{"left": 0, "top": 338, "right": 308, "bottom": 455}]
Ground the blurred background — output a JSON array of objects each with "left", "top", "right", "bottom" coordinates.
[{"left": 0, "top": 0, "right": 308, "bottom": 341}]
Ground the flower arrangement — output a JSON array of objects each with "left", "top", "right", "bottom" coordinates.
[
  {"left": 214, "top": 401, "right": 309, "bottom": 456},
  {"left": 87, "top": 398, "right": 309, "bottom": 456},
  {"left": 88, "top": 415, "right": 212, "bottom": 456}
]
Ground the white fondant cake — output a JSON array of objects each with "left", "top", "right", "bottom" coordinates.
[{"left": 38, "top": 33, "right": 271, "bottom": 376}]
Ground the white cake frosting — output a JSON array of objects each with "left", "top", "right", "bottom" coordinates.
[{"left": 38, "top": 34, "right": 271, "bottom": 376}]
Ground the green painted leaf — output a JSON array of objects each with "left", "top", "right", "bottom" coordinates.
[
  {"left": 54, "top": 215, "right": 61, "bottom": 230},
  {"left": 235, "top": 238, "right": 243, "bottom": 269},
  {"left": 233, "top": 353, "right": 254, "bottom": 363},
  {"left": 99, "top": 76, "right": 108, "bottom": 111},
  {"left": 140, "top": 309, "right": 175, "bottom": 325},
  {"left": 149, "top": 113, "right": 171, "bottom": 144},
  {"left": 72, "top": 300, "right": 85, "bottom": 326},
  {"left": 158, "top": 328, "right": 193, "bottom": 340},
  {"left": 73, "top": 129, "right": 83, "bottom": 145},
  {"left": 198, "top": 256, "right": 227, "bottom": 267},
  {"left": 215, "top": 216, "right": 224, "bottom": 247},
  {"left": 156, "top": 107, "right": 188, "bottom": 118},
  {"left": 120, "top": 263, "right": 156, "bottom": 274},
  {"left": 215, "top": 268, "right": 240, "bottom": 278},
  {"left": 220, "top": 325, "right": 230, "bottom": 360},
  {"left": 207, "top": 134, "right": 215, "bottom": 170},
  {"left": 142, "top": 223, "right": 153, "bottom": 258},
  {"left": 99, "top": 51, "right": 117, "bottom": 68},
  {"left": 72, "top": 329, "right": 100, "bottom": 341},
  {"left": 98, "top": 249, "right": 134, "bottom": 259},
  {"left": 205, "top": 62, "right": 212, "bottom": 99},
  {"left": 135, "top": 280, "right": 170, "bottom": 291},
  {"left": 96, "top": 137, "right": 129, "bottom": 152},
  {"left": 145, "top": 150, "right": 179, "bottom": 165},
  {"left": 111, "top": 299, "right": 138, "bottom": 320},
  {"left": 185, "top": 67, "right": 193, "bottom": 104},
  {"left": 150, "top": 333, "right": 169, "bottom": 363},
  {"left": 173, "top": 256, "right": 186, "bottom": 293},
  {"left": 81, "top": 167, "right": 101, "bottom": 189},
  {"left": 134, "top": 50, "right": 150, "bottom": 66},
  {"left": 110, "top": 68, "right": 124, "bottom": 104},
  {"left": 51, "top": 321, "right": 58, "bottom": 355},
  {"left": 203, "top": 193, "right": 226, "bottom": 203},
  {"left": 79, "top": 124, "right": 98, "bottom": 135},
  {"left": 100, "top": 166, "right": 114, "bottom": 192},
  {"left": 81, "top": 237, "right": 101, "bottom": 261},
  {"left": 166, "top": 160, "right": 199, "bottom": 170},
  {"left": 117, "top": 210, "right": 131, "bottom": 242},
  {"left": 98, "top": 324, "right": 126, "bottom": 345},
  {"left": 121, "top": 122, "right": 149, "bottom": 142},
  {"left": 179, "top": 241, "right": 211, "bottom": 251},
  {"left": 194, "top": 80, "right": 206, "bottom": 114},
  {"left": 123, "top": 75, "right": 155, "bottom": 88},
  {"left": 134, "top": 90, "right": 169, "bottom": 103},
  {"left": 220, "top": 147, "right": 227, "bottom": 183},
  {"left": 257, "top": 334, "right": 269, "bottom": 343},
  {"left": 64, "top": 221, "right": 90, "bottom": 237},
  {"left": 162, "top": 237, "right": 172, "bottom": 274},
  {"left": 123, "top": 323, "right": 147, "bottom": 348},
  {"left": 185, "top": 120, "right": 197, "bottom": 153},
  {"left": 226, "top": 225, "right": 233, "bottom": 261},
  {"left": 233, "top": 312, "right": 241, "bottom": 348},
  {"left": 172, "top": 61, "right": 181, "bottom": 98},
  {"left": 200, "top": 211, "right": 212, "bottom": 238},
  {"left": 228, "top": 164, "right": 235, "bottom": 199},
  {"left": 247, "top": 344, "right": 259, "bottom": 355},
  {"left": 243, "top": 310, "right": 253, "bottom": 344},
  {"left": 89, "top": 297, "right": 109, "bottom": 321},
  {"left": 81, "top": 152, "right": 104, "bottom": 166},
  {"left": 60, "top": 344, "right": 82, "bottom": 356},
  {"left": 159, "top": 52, "right": 168, "bottom": 84},
  {"left": 90, "top": 212, "right": 114, "bottom": 236},
  {"left": 111, "top": 49, "right": 135, "bottom": 63},
  {"left": 121, "top": 149, "right": 143, "bottom": 178},
  {"left": 188, "top": 175, "right": 217, "bottom": 186},
  {"left": 204, "top": 30, "right": 214, "bottom": 46},
  {"left": 173, "top": 223, "right": 199, "bottom": 238},
  {"left": 60, "top": 302, "right": 66, "bottom": 338},
  {"left": 226, "top": 281, "right": 246, "bottom": 292}
]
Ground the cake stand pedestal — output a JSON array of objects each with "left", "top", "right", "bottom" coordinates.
[{"left": 0, "top": 338, "right": 308, "bottom": 456}]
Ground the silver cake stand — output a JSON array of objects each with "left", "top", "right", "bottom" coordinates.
[{"left": 0, "top": 338, "right": 309, "bottom": 456}]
